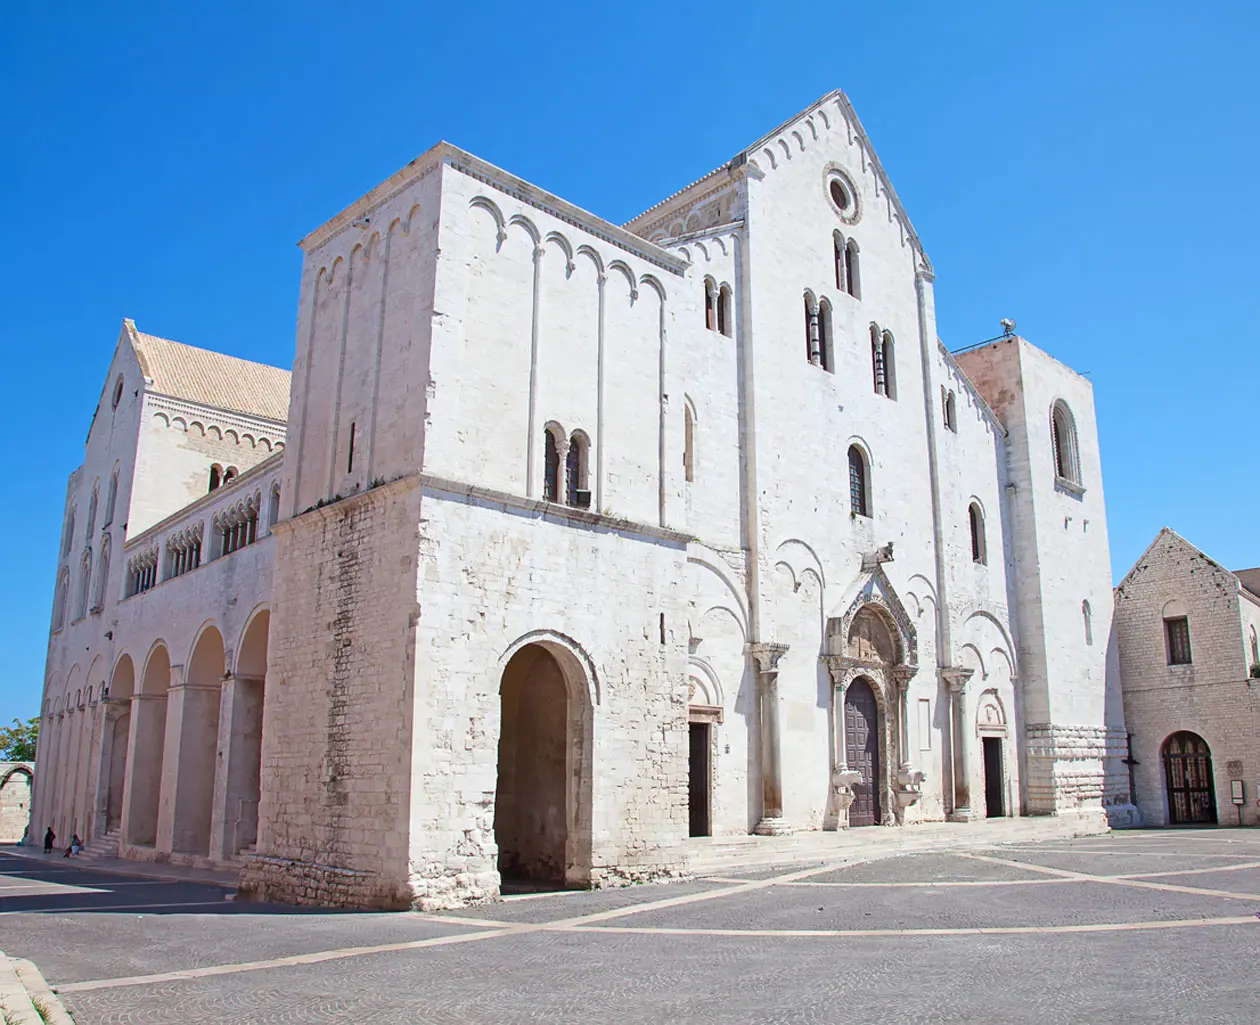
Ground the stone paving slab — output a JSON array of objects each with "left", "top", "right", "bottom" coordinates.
[
  {"left": 57, "top": 923, "right": 1260, "bottom": 1025},
  {"left": 8, "top": 830, "right": 1260, "bottom": 1024}
]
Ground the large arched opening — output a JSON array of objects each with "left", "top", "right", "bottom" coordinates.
[
  {"left": 0, "top": 766, "right": 33, "bottom": 843},
  {"left": 216, "top": 610, "right": 267, "bottom": 859},
  {"left": 171, "top": 626, "right": 225, "bottom": 855},
  {"left": 1162, "top": 731, "right": 1217, "bottom": 825},
  {"left": 127, "top": 645, "right": 170, "bottom": 846},
  {"left": 494, "top": 641, "right": 593, "bottom": 889},
  {"left": 104, "top": 655, "right": 135, "bottom": 832}
]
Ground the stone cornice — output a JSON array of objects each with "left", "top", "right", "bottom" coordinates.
[
  {"left": 299, "top": 142, "right": 687, "bottom": 277},
  {"left": 419, "top": 474, "right": 691, "bottom": 546},
  {"left": 145, "top": 393, "right": 288, "bottom": 437}
]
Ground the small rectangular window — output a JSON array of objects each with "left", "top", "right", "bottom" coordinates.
[{"left": 1165, "top": 617, "right": 1192, "bottom": 665}]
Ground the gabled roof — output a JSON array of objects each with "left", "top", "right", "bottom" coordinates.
[
  {"left": 1116, "top": 526, "right": 1257, "bottom": 602},
  {"left": 124, "top": 319, "right": 291, "bottom": 424},
  {"left": 624, "top": 89, "right": 928, "bottom": 266}
]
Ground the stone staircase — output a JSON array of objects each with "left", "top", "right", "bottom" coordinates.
[
  {"left": 76, "top": 826, "right": 121, "bottom": 862},
  {"left": 685, "top": 814, "right": 1109, "bottom": 877}
]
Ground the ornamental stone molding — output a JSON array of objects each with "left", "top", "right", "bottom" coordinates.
[{"left": 749, "top": 642, "right": 790, "bottom": 676}]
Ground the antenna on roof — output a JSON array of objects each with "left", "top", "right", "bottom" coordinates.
[{"left": 1000, "top": 318, "right": 1016, "bottom": 337}]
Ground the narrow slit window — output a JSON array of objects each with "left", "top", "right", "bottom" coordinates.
[
  {"left": 848, "top": 446, "right": 870, "bottom": 517},
  {"left": 347, "top": 422, "right": 357, "bottom": 473}
]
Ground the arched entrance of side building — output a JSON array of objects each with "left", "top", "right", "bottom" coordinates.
[
  {"left": 103, "top": 654, "right": 135, "bottom": 832},
  {"left": 1163, "top": 731, "right": 1217, "bottom": 825},
  {"left": 494, "top": 640, "right": 593, "bottom": 891},
  {"left": 125, "top": 644, "right": 170, "bottom": 847},
  {"left": 976, "top": 690, "right": 1010, "bottom": 819},
  {"left": 169, "top": 626, "right": 225, "bottom": 856},
  {"left": 213, "top": 610, "right": 268, "bottom": 861}
]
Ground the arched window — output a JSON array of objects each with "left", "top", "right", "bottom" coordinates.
[
  {"left": 86, "top": 482, "right": 99, "bottom": 541},
  {"left": 93, "top": 537, "right": 111, "bottom": 611},
  {"left": 848, "top": 446, "right": 870, "bottom": 518},
  {"left": 543, "top": 426, "right": 562, "bottom": 501},
  {"left": 684, "top": 403, "right": 695, "bottom": 483},
  {"left": 1163, "top": 599, "right": 1192, "bottom": 665},
  {"left": 76, "top": 550, "right": 92, "bottom": 621},
  {"left": 566, "top": 432, "right": 590, "bottom": 508},
  {"left": 804, "top": 294, "right": 818, "bottom": 364},
  {"left": 52, "top": 568, "right": 69, "bottom": 632},
  {"left": 268, "top": 484, "right": 281, "bottom": 529},
  {"left": 943, "top": 389, "right": 957, "bottom": 432},
  {"left": 969, "top": 503, "right": 986, "bottom": 564},
  {"left": 111, "top": 374, "right": 124, "bottom": 410},
  {"left": 817, "top": 298, "right": 834, "bottom": 373},
  {"left": 717, "top": 285, "right": 732, "bottom": 337},
  {"left": 845, "top": 239, "right": 861, "bottom": 298},
  {"left": 834, "top": 232, "right": 846, "bottom": 291},
  {"left": 62, "top": 507, "right": 76, "bottom": 557},
  {"left": 104, "top": 469, "right": 118, "bottom": 526},
  {"left": 208, "top": 464, "right": 223, "bottom": 493},
  {"left": 1250, "top": 626, "right": 1259, "bottom": 668},
  {"left": 704, "top": 279, "right": 716, "bottom": 331},
  {"left": 223, "top": 466, "right": 239, "bottom": 485},
  {"left": 1082, "top": 599, "right": 1093, "bottom": 646},
  {"left": 1051, "top": 400, "right": 1081, "bottom": 485},
  {"left": 871, "top": 326, "right": 896, "bottom": 398}
]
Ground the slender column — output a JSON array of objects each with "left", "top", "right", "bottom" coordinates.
[
  {"left": 121, "top": 692, "right": 167, "bottom": 847},
  {"left": 944, "top": 667, "right": 975, "bottom": 821},
  {"left": 750, "top": 643, "right": 790, "bottom": 835},
  {"left": 525, "top": 244, "right": 544, "bottom": 496},
  {"left": 594, "top": 271, "right": 606, "bottom": 511},
  {"left": 822, "top": 656, "right": 864, "bottom": 828}
]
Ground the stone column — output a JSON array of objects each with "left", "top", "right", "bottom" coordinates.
[
  {"left": 209, "top": 673, "right": 264, "bottom": 863},
  {"left": 944, "top": 667, "right": 975, "bottom": 822},
  {"left": 750, "top": 642, "right": 791, "bottom": 835}
]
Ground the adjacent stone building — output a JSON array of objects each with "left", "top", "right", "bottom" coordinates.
[
  {"left": 1111, "top": 528, "right": 1260, "bottom": 827},
  {"left": 1, "top": 763, "right": 33, "bottom": 843},
  {"left": 33, "top": 90, "right": 1135, "bottom": 910}
]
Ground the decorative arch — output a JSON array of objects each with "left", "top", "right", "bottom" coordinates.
[
  {"left": 975, "top": 689, "right": 1008, "bottom": 735},
  {"left": 499, "top": 629, "right": 602, "bottom": 707},
  {"left": 687, "top": 656, "right": 725, "bottom": 711}
]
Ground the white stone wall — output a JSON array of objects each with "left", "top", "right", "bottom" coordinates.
[
  {"left": 1112, "top": 529, "right": 1260, "bottom": 827},
  {"left": 956, "top": 338, "right": 1130, "bottom": 822}
]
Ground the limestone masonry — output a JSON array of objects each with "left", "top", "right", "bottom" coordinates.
[{"left": 33, "top": 90, "right": 1141, "bottom": 909}]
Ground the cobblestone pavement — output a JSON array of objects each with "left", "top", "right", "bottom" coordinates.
[{"left": 3, "top": 829, "right": 1260, "bottom": 1024}]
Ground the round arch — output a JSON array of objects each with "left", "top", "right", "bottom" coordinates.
[
  {"left": 493, "top": 632, "right": 597, "bottom": 889},
  {"left": 1161, "top": 730, "right": 1217, "bottom": 825}
]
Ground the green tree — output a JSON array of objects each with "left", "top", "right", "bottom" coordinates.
[{"left": 0, "top": 716, "right": 38, "bottom": 761}]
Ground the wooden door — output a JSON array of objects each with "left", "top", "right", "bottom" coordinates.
[
  {"left": 844, "top": 679, "right": 880, "bottom": 827},
  {"left": 688, "top": 723, "right": 711, "bottom": 837},
  {"left": 982, "top": 736, "right": 1004, "bottom": 818},
  {"left": 1163, "top": 732, "right": 1217, "bottom": 825}
]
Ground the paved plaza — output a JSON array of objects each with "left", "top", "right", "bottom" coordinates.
[{"left": 2, "top": 829, "right": 1259, "bottom": 1024}]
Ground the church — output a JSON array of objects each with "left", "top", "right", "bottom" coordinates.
[{"left": 33, "top": 90, "right": 1136, "bottom": 909}]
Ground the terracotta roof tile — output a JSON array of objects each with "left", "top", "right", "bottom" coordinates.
[{"left": 128, "top": 325, "right": 290, "bottom": 423}]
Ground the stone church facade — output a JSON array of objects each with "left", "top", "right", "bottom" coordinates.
[
  {"left": 34, "top": 91, "right": 1135, "bottom": 909},
  {"left": 1110, "top": 528, "right": 1260, "bottom": 828}
]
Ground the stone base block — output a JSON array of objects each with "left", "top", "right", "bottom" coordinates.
[
  {"left": 753, "top": 817, "right": 794, "bottom": 836},
  {"left": 237, "top": 855, "right": 413, "bottom": 910}
]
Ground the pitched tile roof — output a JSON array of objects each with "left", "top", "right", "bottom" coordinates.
[{"left": 126, "top": 321, "right": 290, "bottom": 423}]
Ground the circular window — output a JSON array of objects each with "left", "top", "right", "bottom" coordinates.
[
  {"left": 825, "top": 168, "right": 861, "bottom": 224},
  {"left": 112, "top": 375, "right": 124, "bottom": 409}
]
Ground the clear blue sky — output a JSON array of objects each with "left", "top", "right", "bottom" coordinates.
[{"left": 2, "top": 1, "right": 1257, "bottom": 721}]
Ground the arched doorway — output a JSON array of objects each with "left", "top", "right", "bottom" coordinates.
[
  {"left": 494, "top": 642, "right": 591, "bottom": 889},
  {"left": 171, "top": 627, "right": 224, "bottom": 855},
  {"left": 844, "top": 678, "right": 881, "bottom": 827},
  {"left": 126, "top": 646, "right": 170, "bottom": 846},
  {"left": 1163, "top": 731, "right": 1217, "bottom": 825},
  {"left": 0, "top": 767, "right": 33, "bottom": 843},
  {"left": 105, "top": 655, "right": 135, "bottom": 831},
  {"left": 217, "top": 611, "right": 267, "bottom": 859}
]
